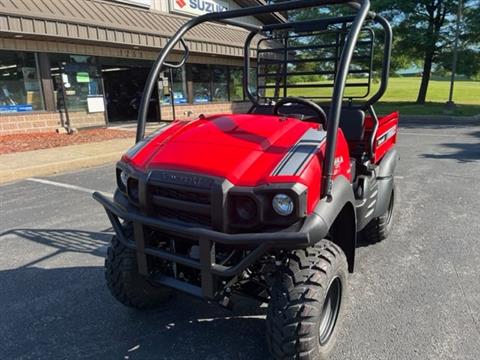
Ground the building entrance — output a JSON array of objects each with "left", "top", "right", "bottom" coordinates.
[{"left": 101, "top": 58, "right": 159, "bottom": 123}]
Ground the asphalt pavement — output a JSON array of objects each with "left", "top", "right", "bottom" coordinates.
[{"left": 1, "top": 119, "right": 479, "bottom": 360}]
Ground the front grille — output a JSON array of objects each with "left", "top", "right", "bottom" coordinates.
[
  {"left": 156, "top": 206, "right": 212, "bottom": 227},
  {"left": 149, "top": 186, "right": 210, "bottom": 205},
  {"left": 147, "top": 176, "right": 214, "bottom": 228}
]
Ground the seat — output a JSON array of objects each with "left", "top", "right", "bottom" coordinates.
[
  {"left": 250, "top": 104, "right": 366, "bottom": 148},
  {"left": 250, "top": 104, "right": 319, "bottom": 121},
  {"left": 338, "top": 109, "right": 365, "bottom": 142},
  {"left": 251, "top": 105, "right": 365, "bottom": 139}
]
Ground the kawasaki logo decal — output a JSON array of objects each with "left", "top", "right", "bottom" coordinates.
[{"left": 377, "top": 125, "right": 397, "bottom": 146}]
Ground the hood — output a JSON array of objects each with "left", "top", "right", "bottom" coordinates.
[{"left": 126, "top": 114, "right": 320, "bottom": 186}]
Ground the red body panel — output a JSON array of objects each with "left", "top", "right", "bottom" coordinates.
[
  {"left": 122, "top": 113, "right": 352, "bottom": 214},
  {"left": 365, "top": 111, "right": 399, "bottom": 164}
]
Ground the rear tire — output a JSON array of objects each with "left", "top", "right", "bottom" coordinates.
[
  {"left": 266, "top": 240, "right": 348, "bottom": 360},
  {"left": 363, "top": 184, "right": 396, "bottom": 243},
  {"left": 105, "top": 229, "right": 172, "bottom": 309}
]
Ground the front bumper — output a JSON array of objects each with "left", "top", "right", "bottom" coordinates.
[{"left": 93, "top": 191, "right": 328, "bottom": 299}]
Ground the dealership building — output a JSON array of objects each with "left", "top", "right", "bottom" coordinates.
[{"left": 0, "top": 0, "right": 282, "bottom": 135}]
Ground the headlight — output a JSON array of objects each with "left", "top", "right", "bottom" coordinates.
[
  {"left": 235, "top": 197, "right": 257, "bottom": 222},
  {"left": 120, "top": 170, "right": 128, "bottom": 188},
  {"left": 272, "top": 194, "right": 294, "bottom": 216},
  {"left": 127, "top": 177, "right": 139, "bottom": 203}
]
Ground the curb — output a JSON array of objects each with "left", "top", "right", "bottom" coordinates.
[
  {"left": 399, "top": 114, "right": 480, "bottom": 123},
  {"left": 0, "top": 151, "right": 125, "bottom": 184}
]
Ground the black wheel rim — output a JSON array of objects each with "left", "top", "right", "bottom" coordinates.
[{"left": 319, "top": 277, "right": 342, "bottom": 346}]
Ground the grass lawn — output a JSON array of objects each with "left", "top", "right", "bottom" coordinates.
[
  {"left": 377, "top": 78, "right": 480, "bottom": 116},
  {"left": 267, "top": 78, "right": 480, "bottom": 116}
]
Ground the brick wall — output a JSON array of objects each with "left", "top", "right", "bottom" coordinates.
[
  {"left": 160, "top": 102, "right": 252, "bottom": 120},
  {"left": 0, "top": 111, "right": 106, "bottom": 135},
  {"left": 1, "top": 102, "right": 252, "bottom": 135},
  {"left": 68, "top": 111, "right": 106, "bottom": 129},
  {"left": 0, "top": 112, "right": 60, "bottom": 135}
]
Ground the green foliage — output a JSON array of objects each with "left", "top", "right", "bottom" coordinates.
[
  {"left": 438, "top": 49, "right": 480, "bottom": 78},
  {"left": 464, "top": 2, "right": 480, "bottom": 43},
  {"left": 266, "top": 0, "right": 480, "bottom": 104},
  {"left": 372, "top": 0, "right": 456, "bottom": 55}
]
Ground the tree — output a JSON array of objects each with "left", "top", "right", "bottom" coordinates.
[
  {"left": 267, "top": 0, "right": 480, "bottom": 102},
  {"left": 275, "top": 0, "right": 458, "bottom": 103},
  {"left": 373, "top": 0, "right": 460, "bottom": 104},
  {"left": 373, "top": 0, "right": 480, "bottom": 103},
  {"left": 438, "top": 49, "right": 480, "bottom": 78},
  {"left": 464, "top": 1, "right": 480, "bottom": 43}
]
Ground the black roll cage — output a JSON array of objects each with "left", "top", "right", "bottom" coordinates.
[{"left": 136, "top": 0, "right": 392, "bottom": 199}]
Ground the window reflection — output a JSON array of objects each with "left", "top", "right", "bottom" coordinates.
[
  {"left": 0, "top": 51, "right": 43, "bottom": 113},
  {"left": 50, "top": 54, "right": 103, "bottom": 112},
  {"left": 191, "top": 64, "right": 211, "bottom": 103}
]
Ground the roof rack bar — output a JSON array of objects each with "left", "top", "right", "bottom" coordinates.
[
  {"left": 214, "top": 18, "right": 263, "bottom": 32},
  {"left": 263, "top": 15, "right": 356, "bottom": 32},
  {"left": 257, "top": 69, "right": 371, "bottom": 77},
  {"left": 257, "top": 40, "right": 372, "bottom": 53},
  {"left": 257, "top": 55, "right": 371, "bottom": 65},
  {"left": 322, "top": 0, "right": 370, "bottom": 198},
  {"left": 137, "top": 0, "right": 358, "bottom": 142},
  {"left": 258, "top": 83, "right": 370, "bottom": 89}
]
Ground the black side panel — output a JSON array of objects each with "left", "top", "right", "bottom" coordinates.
[
  {"left": 372, "top": 148, "right": 398, "bottom": 217},
  {"left": 313, "top": 176, "right": 356, "bottom": 226},
  {"left": 377, "top": 148, "right": 399, "bottom": 178},
  {"left": 373, "top": 176, "right": 393, "bottom": 218},
  {"left": 313, "top": 176, "right": 357, "bottom": 272}
]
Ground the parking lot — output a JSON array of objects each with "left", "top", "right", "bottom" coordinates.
[{"left": 1, "top": 119, "right": 479, "bottom": 360}]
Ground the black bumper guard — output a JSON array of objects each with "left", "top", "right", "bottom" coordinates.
[{"left": 93, "top": 191, "right": 326, "bottom": 299}]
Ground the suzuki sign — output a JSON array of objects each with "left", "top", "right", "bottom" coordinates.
[{"left": 170, "top": 0, "right": 229, "bottom": 17}]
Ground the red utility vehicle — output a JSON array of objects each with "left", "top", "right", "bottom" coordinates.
[{"left": 94, "top": 1, "right": 399, "bottom": 358}]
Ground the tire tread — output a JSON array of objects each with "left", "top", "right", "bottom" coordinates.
[
  {"left": 266, "top": 240, "right": 348, "bottom": 360},
  {"left": 105, "top": 228, "right": 171, "bottom": 309}
]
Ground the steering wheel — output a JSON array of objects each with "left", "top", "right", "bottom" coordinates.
[{"left": 273, "top": 97, "right": 327, "bottom": 128}]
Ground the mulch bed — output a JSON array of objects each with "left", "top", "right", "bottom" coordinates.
[{"left": 0, "top": 128, "right": 135, "bottom": 155}]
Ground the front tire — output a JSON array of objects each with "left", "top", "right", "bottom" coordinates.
[
  {"left": 105, "top": 232, "right": 172, "bottom": 309},
  {"left": 266, "top": 240, "right": 348, "bottom": 360}
]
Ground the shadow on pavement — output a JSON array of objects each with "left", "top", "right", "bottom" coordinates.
[
  {"left": 0, "top": 228, "right": 271, "bottom": 359},
  {"left": 0, "top": 265, "right": 269, "bottom": 359},
  {"left": 0, "top": 228, "right": 113, "bottom": 266},
  {"left": 421, "top": 130, "right": 480, "bottom": 163}
]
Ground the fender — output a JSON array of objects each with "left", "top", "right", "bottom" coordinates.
[
  {"left": 374, "top": 149, "right": 399, "bottom": 217},
  {"left": 377, "top": 148, "right": 399, "bottom": 178},
  {"left": 313, "top": 176, "right": 357, "bottom": 272}
]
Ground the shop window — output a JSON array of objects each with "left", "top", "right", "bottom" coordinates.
[
  {"left": 229, "top": 68, "right": 244, "bottom": 101},
  {"left": 0, "top": 51, "right": 44, "bottom": 113},
  {"left": 160, "top": 67, "right": 187, "bottom": 105},
  {"left": 191, "top": 64, "right": 211, "bottom": 103},
  {"left": 212, "top": 67, "right": 228, "bottom": 101},
  {"left": 50, "top": 54, "right": 103, "bottom": 112},
  {"left": 249, "top": 68, "right": 258, "bottom": 98}
]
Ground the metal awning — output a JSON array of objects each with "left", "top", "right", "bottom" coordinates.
[{"left": 0, "top": 0, "right": 263, "bottom": 57}]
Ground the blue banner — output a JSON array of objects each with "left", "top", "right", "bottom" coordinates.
[{"left": 0, "top": 105, "right": 34, "bottom": 113}]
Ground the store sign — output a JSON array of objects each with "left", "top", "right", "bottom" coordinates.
[
  {"left": 0, "top": 105, "right": 33, "bottom": 113},
  {"left": 114, "top": 0, "right": 151, "bottom": 7},
  {"left": 170, "top": 0, "right": 229, "bottom": 17},
  {"left": 87, "top": 96, "right": 105, "bottom": 113}
]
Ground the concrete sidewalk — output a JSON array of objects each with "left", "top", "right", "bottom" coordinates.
[{"left": 0, "top": 138, "right": 134, "bottom": 184}]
